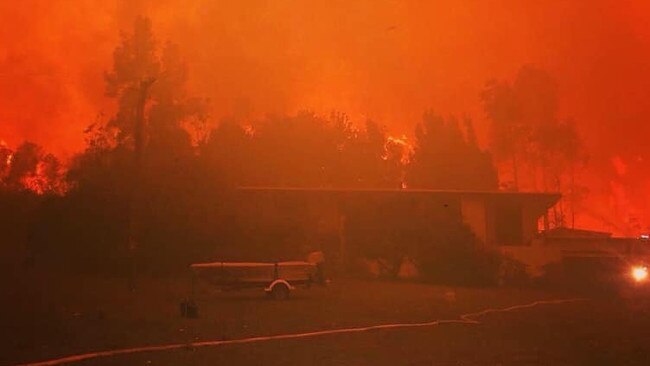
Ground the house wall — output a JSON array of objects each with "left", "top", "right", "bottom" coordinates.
[
  {"left": 460, "top": 195, "right": 548, "bottom": 248},
  {"left": 522, "top": 204, "right": 541, "bottom": 244},
  {"left": 234, "top": 189, "right": 562, "bottom": 275},
  {"left": 460, "top": 196, "right": 488, "bottom": 245}
]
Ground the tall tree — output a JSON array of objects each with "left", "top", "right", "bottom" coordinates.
[
  {"left": 201, "top": 118, "right": 251, "bottom": 188},
  {"left": 105, "top": 17, "right": 160, "bottom": 145},
  {"left": 514, "top": 65, "right": 560, "bottom": 191},
  {"left": 66, "top": 17, "right": 212, "bottom": 273},
  {"left": 336, "top": 119, "right": 396, "bottom": 188},
  {"left": 463, "top": 116, "right": 499, "bottom": 190},
  {"left": 482, "top": 65, "right": 586, "bottom": 227},
  {"left": 407, "top": 112, "right": 498, "bottom": 190},
  {"left": 244, "top": 111, "right": 348, "bottom": 187},
  {"left": 481, "top": 79, "right": 523, "bottom": 189}
]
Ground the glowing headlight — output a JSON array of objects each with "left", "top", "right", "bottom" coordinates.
[{"left": 631, "top": 266, "right": 648, "bottom": 282}]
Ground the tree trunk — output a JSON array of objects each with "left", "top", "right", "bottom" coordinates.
[
  {"left": 570, "top": 163, "right": 576, "bottom": 229},
  {"left": 512, "top": 154, "right": 519, "bottom": 190}
]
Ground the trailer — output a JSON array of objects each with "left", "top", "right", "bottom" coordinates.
[{"left": 190, "top": 260, "right": 323, "bottom": 300}]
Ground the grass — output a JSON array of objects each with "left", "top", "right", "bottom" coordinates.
[{"left": 2, "top": 268, "right": 650, "bottom": 365}]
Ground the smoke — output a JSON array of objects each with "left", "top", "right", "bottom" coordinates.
[{"left": 1, "top": 0, "right": 650, "bottom": 233}]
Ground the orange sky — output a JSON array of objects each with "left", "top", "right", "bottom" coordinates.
[{"left": 2, "top": 0, "right": 650, "bottom": 234}]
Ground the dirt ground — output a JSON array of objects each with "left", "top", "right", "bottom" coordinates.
[{"left": 2, "top": 269, "right": 650, "bottom": 365}]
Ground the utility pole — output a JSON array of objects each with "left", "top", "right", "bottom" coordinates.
[{"left": 127, "top": 77, "right": 156, "bottom": 291}]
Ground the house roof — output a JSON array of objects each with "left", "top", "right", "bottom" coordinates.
[
  {"left": 237, "top": 186, "right": 561, "bottom": 209},
  {"left": 542, "top": 227, "right": 613, "bottom": 239}
]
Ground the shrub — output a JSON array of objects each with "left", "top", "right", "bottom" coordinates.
[{"left": 416, "top": 223, "right": 504, "bottom": 286}]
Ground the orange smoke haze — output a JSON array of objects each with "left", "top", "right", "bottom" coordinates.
[{"left": 2, "top": 1, "right": 650, "bottom": 234}]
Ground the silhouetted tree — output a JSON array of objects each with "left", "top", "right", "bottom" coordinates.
[
  {"left": 244, "top": 111, "right": 347, "bottom": 187},
  {"left": 483, "top": 65, "right": 587, "bottom": 227},
  {"left": 407, "top": 112, "right": 498, "bottom": 190},
  {"left": 481, "top": 79, "right": 524, "bottom": 188},
  {"left": 200, "top": 118, "right": 251, "bottom": 187},
  {"left": 105, "top": 17, "right": 160, "bottom": 145},
  {"left": 335, "top": 119, "right": 402, "bottom": 188},
  {"left": 483, "top": 65, "right": 574, "bottom": 191},
  {"left": 61, "top": 17, "right": 213, "bottom": 273},
  {"left": 463, "top": 116, "right": 499, "bottom": 190}
]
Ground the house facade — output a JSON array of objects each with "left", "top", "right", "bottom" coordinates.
[
  {"left": 235, "top": 188, "right": 559, "bottom": 270},
  {"left": 232, "top": 187, "right": 650, "bottom": 278}
]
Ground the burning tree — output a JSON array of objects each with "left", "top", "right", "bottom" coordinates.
[
  {"left": 0, "top": 141, "right": 66, "bottom": 195},
  {"left": 0, "top": 142, "right": 12, "bottom": 183}
]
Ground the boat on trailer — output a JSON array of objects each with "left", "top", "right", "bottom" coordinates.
[{"left": 189, "top": 252, "right": 326, "bottom": 302}]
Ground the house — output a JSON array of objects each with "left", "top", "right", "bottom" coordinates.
[
  {"left": 231, "top": 187, "right": 650, "bottom": 279},
  {"left": 234, "top": 187, "right": 560, "bottom": 272}
]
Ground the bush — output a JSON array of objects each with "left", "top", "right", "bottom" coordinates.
[{"left": 416, "top": 223, "right": 504, "bottom": 286}]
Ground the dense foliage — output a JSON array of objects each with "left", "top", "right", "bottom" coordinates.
[{"left": 1, "top": 18, "right": 537, "bottom": 284}]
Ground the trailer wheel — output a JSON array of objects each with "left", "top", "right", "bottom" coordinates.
[{"left": 271, "top": 283, "right": 290, "bottom": 300}]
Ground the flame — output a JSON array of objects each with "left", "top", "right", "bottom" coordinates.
[
  {"left": 1, "top": 140, "right": 68, "bottom": 195},
  {"left": 383, "top": 135, "right": 411, "bottom": 189},
  {"left": 19, "top": 165, "right": 69, "bottom": 196},
  {"left": 243, "top": 124, "right": 255, "bottom": 136},
  {"left": 385, "top": 135, "right": 412, "bottom": 165},
  {"left": 20, "top": 161, "right": 47, "bottom": 195},
  {"left": 387, "top": 135, "right": 408, "bottom": 146},
  {"left": 1, "top": 140, "right": 12, "bottom": 181}
]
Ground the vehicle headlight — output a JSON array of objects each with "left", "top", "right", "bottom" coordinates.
[{"left": 631, "top": 266, "right": 648, "bottom": 282}]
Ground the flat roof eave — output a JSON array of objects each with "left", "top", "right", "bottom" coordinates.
[{"left": 236, "top": 186, "right": 561, "bottom": 207}]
